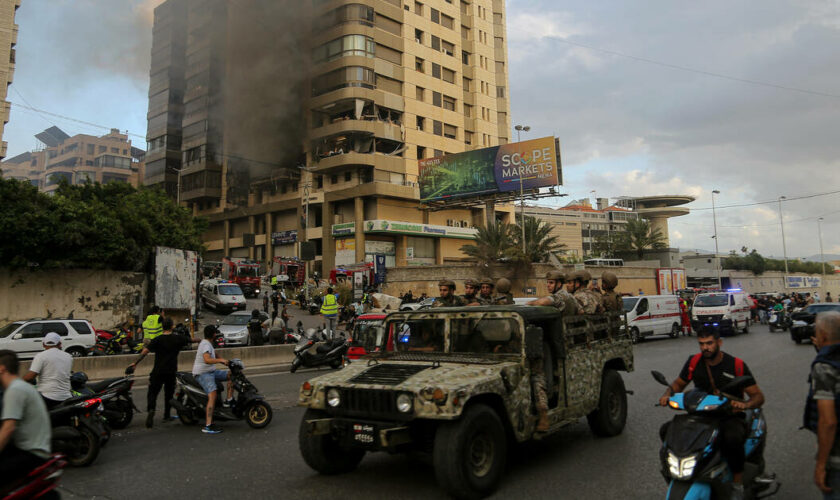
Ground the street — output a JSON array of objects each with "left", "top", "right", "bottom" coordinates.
[{"left": 59, "top": 323, "right": 817, "bottom": 500}]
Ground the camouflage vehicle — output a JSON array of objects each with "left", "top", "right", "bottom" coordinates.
[{"left": 297, "top": 305, "right": 633, "bottom": 499}]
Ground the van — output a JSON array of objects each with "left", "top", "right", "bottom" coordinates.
[
  {"left": 622, "top": 295, "right": 682, "bottom": 342},
  {"left": 0, "top": 318, "right": 96, "bottom": 359},
  {"left": 690, "top": 290, "right": 751, "bottom": 335},
  {"left": 200, "top": 279, "right": 247, "bottom": 314}
]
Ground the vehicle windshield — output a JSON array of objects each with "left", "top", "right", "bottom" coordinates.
[
  {"left": 237, "top": 267, "right": 258, "bottom": 277},
  {"left": 0, "top": 322, "right": 22, "bottom": 338},
  {"left": 218, "top": 285, "right": 243, "bottom": 295},
  {"left": 351, "top": 320, "right": 386, "bottom": 349},
  {"left": 694, "top": 295, "right": 728, "bottom": 307},
  {"left": 389, "top": 315, "right": 521, "bottom": 355},
  {"left": 622, "top": 297, "right": 639, "bottom": 312},
  {"left": 222, "top": 315, "right": 251, "bottom": 326}
]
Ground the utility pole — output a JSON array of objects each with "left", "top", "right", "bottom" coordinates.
[
  {"left": 514, "top": 124, "right": 530, "bottom": 255},
  {"left": 818, "top": 217, "right": 826, "bottom": 298},
  {"left": 299, "top": 165, "right": 314, "bottom": 304},
  {"left": 711, "top": 189, "right": 721, "bottom": 289},
  {"left": 778, "top": 196, "right": 789, "bottom": 286}
]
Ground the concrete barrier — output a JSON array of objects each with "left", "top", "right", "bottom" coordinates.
[{"left": 20, "top": 345, "right": 296, "bottom": 381}]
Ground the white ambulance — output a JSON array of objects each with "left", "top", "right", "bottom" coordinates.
[
  {"left": 690, "top": 290, "right": 751, "bottom": 335},
  {"left": 622, "top": 294, "right": 683, "bottom": 342}
]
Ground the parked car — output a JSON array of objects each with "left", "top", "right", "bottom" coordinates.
[
  {"left": 790, "top": 303, "right": 840, "bottom": 344},
  {"left": 217, "top": 311, "right": 269, "bottom": 347},
  {"left": 0, "top": 319, "right": 96, "bottom": 359},
  {"left": 200, "top": 279, "right": 247, "bottom": 314},
  {"left": 622, "top": 295, "right": 682, "bottom": 342},
  {"left": 399, "top": 297, "right": 436, "bottom": 311}
]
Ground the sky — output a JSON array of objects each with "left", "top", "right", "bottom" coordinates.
[{"left": 5, "top": 0, "right": 840, "bottom": 259}]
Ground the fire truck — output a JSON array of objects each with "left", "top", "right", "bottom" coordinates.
[
  {"left": 271, "top": 258, "right": 306, "bottom": 287},
  {"left": 221, "top": 258, "right": 261, "bottom": 298}
]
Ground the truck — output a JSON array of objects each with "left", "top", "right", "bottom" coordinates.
[
  {"left": 222, "top": 257, "right": 261, "bottom": 298},
  {"left": 271, "top": 257, "right": 306, "bottom": 287},
  {"left": 297, "top": 306, "right": 633, "bottom": 499}
]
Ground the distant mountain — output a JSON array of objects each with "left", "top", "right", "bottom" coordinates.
[{"left": 804, "top": 254, "right": 840, "bottom": 263}]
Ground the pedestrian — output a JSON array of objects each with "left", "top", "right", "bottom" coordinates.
[
  {"left": 281, "top": 304, "right": 290, "bottom": 325},
  {"left": 142, "top": 306, "right": 164, "bottom": 344},
  {"left": 192, "top": 326, "right": 232, "bottom": 434},
  {"left": 128, "top": 317, "right": 192, "bottom": 428},
  {"left": 270, "top": 289, "right": 280, "bottom": 316},
  {"left": 815, "top": 291, "right": 821, "bottom": 303},
  {"left": 806, "top": 311, "right": 840, "bottom": 498},
  {"left": 22, "top": 332, "right": 72, "bottom": 409},
  {"left": 828, "top": 293, "right": 834, "bottom": 303},
  {"left": 0, "top": 350, "right": 51, "bottom": 490},
  {"left": 248, "top": 309, "right": 264, "bottom": 346},
  {"left": 679, "top": 299, "right": 692, "bottom": 336},
  {"left": 264, "top": 311, "right": 285, "bottom": 345},
  {"left": 638, "top": 288, "right": 645, "bottom": 296},
  {"left": 320, "top": 287, "right": 339, "bottom": 339},
  {"left": 262, "top": 290, "right": 269, "bottom": 313}
]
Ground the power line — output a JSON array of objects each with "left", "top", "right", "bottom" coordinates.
[
  {"left": 672, "top": 208, "right": 840, "bottom": 228},
  {"left": 552, "top": 37, "right": 840, "bottom": 99},
  {"left": 688, "top": 189, "right": 840, "bottom": 211}
]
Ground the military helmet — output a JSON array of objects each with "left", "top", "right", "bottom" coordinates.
[
  {"left": 479, "top": 278, "right": 494, "bottom": 287},
  {"left": 565, "top": 272, "right": 576, "bottom": 283},
  {"left": 438, "top": 279, "right": 456, "bottom": 290},
  {"left": 464, "top": 278, "right": 478, "bottom": 287},
  {"left": 546, "top": 270, "right": 565, "bottom": 282},
  {"left": 573, "top": 270, "right": 592, "bottom": 282},
  {"left": 601, "top": 272, "right": 618, "bottom": 290},
  {"left": 495, "top": 278, "right": 511, "bottom": 293}
]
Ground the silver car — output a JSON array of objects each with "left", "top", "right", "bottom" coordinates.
[{"left": 218, "top": 311, "right": 268, "bottom": 347}]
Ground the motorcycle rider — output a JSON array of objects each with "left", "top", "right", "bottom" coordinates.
[
  {"left": 432, "top": 279, "right": 467, "bottom": 307},
  {"left": 193, "top": 326, "right": 233, "bottom": 434},
  {"left": 657, "top": 330, "right": 765, "bottom": 498},
  {"left": 23, "top": 332, "right": 72, "bottom": 409},
  {"left": 0, "top": 350, "right": 51, "bottom": 490}
]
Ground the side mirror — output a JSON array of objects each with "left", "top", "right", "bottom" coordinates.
[
  {"left": 651, "top": 371, "right": 669, "bottom": 387},
  {"left": 524, "top": 326, "right": 544, "bottom": 360},
  {"left": 12, "top": 333, "right": 21, "bottom": 340}
]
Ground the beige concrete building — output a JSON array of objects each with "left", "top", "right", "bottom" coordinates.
[
  {"left": 0, "top": 0, "right": 20, "bottom": 160},
  {"left": 146, "top": 0, "right": 514, "bottom": 274},
  {"left": 0, "top": 127, "right": 145, "bottom": 192}
]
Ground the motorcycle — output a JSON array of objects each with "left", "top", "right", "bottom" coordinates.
[
  {"left": 308, "top": 295, "right": 322, "bottom": 315},
  {"left": 768, "top": 310, "right": 790, "bottom": 332},
  {"left": 0, "top": 454, "right": 66, "bottom": 500},
  {"left": 651, "top": 371, "right": 780, "bottom": 499},
  {"left": 92, "top": 327, "right": 143, "bottom": 356},
  {"left": 289, "top": 328, "right": 349, "bottom": 373},
  {"left": 283, "top": 321, "right": 304, "bottom": 345},
  {"left": 73, "top": 368, "right": 139, "bottom": 430},
  {"left": 50, "top": 395, "right": 110, "bottom": 467},
  {"left": 169, "top": 359, "right": 273, "bottom": 429}
]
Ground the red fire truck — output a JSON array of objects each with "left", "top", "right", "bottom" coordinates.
[
  {"left": 271, "top": 258, "right": 306, "bottom": 287},
  {"left": 222, "top": 258, "right": 261, "bottom": 298}
]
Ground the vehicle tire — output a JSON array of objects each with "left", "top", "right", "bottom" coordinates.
[
  {"left": 587, "top": 369, "right": 627, "bottom": 437},
  {"left": 433, "top": 404, "right": 507, "bottom": 500},
  {"left": 108, "top": 398, "right": 133, "bottom": 430},
  {"left": 66, "top": 427, "right": 101, "bottom": 467},
  {"left": 245, "top": 400, "right": 273, "bottom": 429},
  {"left": 290, "top": 357, "right": 302, "bottom": 373},
  {"left": 330, "top": 358, "right": 343, "bottom": 369},
  {"left": 299, "top": 409, "right": 365, "bottom": 474},
  {"left": 669, "top": 323, "right": 680, "bottom": 338},
  {"left": 66, "top": 346, "right": 87, "bottom": 358},
  {"left": 629, "top": 327, "right": 641, "bottom": 344},
  {"left": 176, "top": 394, "right": 198, "bottom": 425},
  {"left": 743, "top": 319, "right": 750, "bottom": 334}
]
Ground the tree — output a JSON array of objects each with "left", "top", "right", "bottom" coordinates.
[
  {"left": 459, "top": 221, "right": 518, "bottom": 266},
  {"left": 614, "top": 219, "right": 667, "bottom": 260},
  {"left": 513, "top": 215, "right": 566, "bottom": 264}
]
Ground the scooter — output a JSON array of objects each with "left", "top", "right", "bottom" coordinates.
[
  {"left": 651, "top": 371, "right": 780, "bottom": 499},
  {"left": 170, "top": 359, "right": 272, "bottom": 429},
  {"left": 284, "top": 321, "right": 304, "bottom": 345},
  {"left": 50, "top": 395, "right": 110, "bottom": 467},
  {"left": 0, "top": 454, "right": 66, "bottom": 500},
  {"left": 308, "top": 295, "right": 322, "bottom": 315},
  {"left": 289, "top": 329, "right": 349, "bottom": 373},
  {"left": 71, "top": 368, "right": 139, "bottom": 430},
  {"left": 768, "top": 310, "right": 790, "bottom": 332}
]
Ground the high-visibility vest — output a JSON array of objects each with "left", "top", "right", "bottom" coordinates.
[
  {"left": 271, "top": 276, "right": 278, "bottom": 286},
  {"left": 142, "top": 314, "right": 163, "bottom": 340},
  {"left": 320, "top": 294, "right": 338, "bottom": 316}
]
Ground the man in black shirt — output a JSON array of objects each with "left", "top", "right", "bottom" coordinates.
[
  {"left": 658, "top": 330, "right": 765, "bottom": 497},
  {"left": 128, "top": 318, "right": 194, "bottom": 428}
]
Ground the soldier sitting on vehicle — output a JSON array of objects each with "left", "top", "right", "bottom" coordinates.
[
  {"left": 572, "top": 271, "right": 604, "bottom": 314},
  {"left": 462, "top": 278, "right": 479, "bottom": 305},
  {"left": 600, "top": 272, "right": 622, "bottom": 312},
  {"left": 432, "top": 279, "right": 467, "bottom": 308},
  {"left": 476, "top": 278, "right": 495, "bottom": 305},
  {"left": 492, "top": 278, "right": 514, "bottom": 305},
  {"left": 529, "top": 270, "right": 580, "bottom": 315}
]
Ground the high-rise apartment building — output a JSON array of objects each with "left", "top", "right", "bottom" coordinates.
[
  {"left": 0, "top": 0, "right": 20, "bottom": 160},
  {"left": 146, "top": 0, "right": 513, "bottom": 274}
]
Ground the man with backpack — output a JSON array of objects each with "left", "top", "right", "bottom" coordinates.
[
  {"left": 807, "top": 311, "right": 840, "bottom": 498},
  {"left": 657, "top": 331, "right": 765, "bottom": 499}
]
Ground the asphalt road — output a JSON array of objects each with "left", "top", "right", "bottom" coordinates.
[{"left": 60, "top": 323, "right": 818, "bottom": 500}]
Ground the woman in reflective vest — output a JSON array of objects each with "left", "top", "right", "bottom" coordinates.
[{"left": 142, "top": 306, "right": 164, "bottom": 342}]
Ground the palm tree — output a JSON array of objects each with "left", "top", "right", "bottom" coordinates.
[
  {"left": 460, "top": 221, "right": 518, "bottom": 266},
  {"left": 619, "top": 219, "right": 667, "bottom": 260},
  {"left": 514, "top": 215, "right": 566, "bottom": 263}
]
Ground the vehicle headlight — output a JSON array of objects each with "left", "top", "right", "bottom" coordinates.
[
  {"left": 327, "top": 388, "right": 341, "bottom": 407},
  {"left": 721, "top": 313, "right": 730, "bottom": 320},
  {"left": 396, "top": 393, "right": 413, "bottom": 413},
  {"left": 667, "top": 452, "right": 698, "bottom": 479}
]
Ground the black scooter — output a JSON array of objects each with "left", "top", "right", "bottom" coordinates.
[
  {"left": 289, "top": 329, "right": 348, "bottom": 373},
  {"left": 72, "top": 368, "right": 139, "bottom": 430},
  {"left": 169, "top": 359, "right": 272, "bottom": 429},
  {"left": 50, "top": 395, "right": 110, "bottom": 467}
]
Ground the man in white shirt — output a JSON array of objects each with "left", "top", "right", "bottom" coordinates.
[
  {"left": 192, "top": 326, "right": 232, "bottom": 434},
  {"left": 23, "top": 332, "right": 72, "bottom": 409}
]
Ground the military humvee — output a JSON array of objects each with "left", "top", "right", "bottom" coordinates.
[{"left": 297, "top": 306, "right": 633, "bottom": 499}]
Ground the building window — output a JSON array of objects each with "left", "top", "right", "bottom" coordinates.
[
  {"left": 317, "top": 176, "right": 323, "bottom": 188},
  {"left": 98, "top": 146, "right": 106, "bottom": 153},
  {"left": 463, "top": 76, "right": 472, "bottom": 91},
  {"left": 443, "top": 124, "right": 457, "bottom": 139},
  {"left": 415, "top": 57, "right": 425, "bottom": 73},
  {"left": 312, "top": 66, "right": 375, "bottom": 96},
  {"left": 432, "top": 91, "right": 442, "bottom": 107},
  {"left": 465, "top": 131, "right": 473, "bottom": 145},
  {"left": 344, "top": 171, "right": 352, "bottom": 182},
  {"left": 313, "top": 34, "right": 375, "bottom": 63},
  {"left": 415, "top": 28, "right": 424, "bottom": 44},
  {"left": 496, "top": 86, "right": 505, "bottom": 98},
  {"left": 442, "top": 95, "right": 456, "bottom": 111},
  {"left": 461, "top": 50, "right": 470, "bottom": 65},
  {"left": 417, "top": 145, "right": 426, "bottom": 159},
  {"left": 86, "top": 144, "right": 94, "bottom": 155},
  {"left": 463, "top": 104, "right": 472, "bottom": 117},
  {"left": 442, "top": 67, "right": 455, "bottom": 83},
  {"left": 442, "top": 40, "right": 454, "bottom": 56},
  {"left": 430, "top": 7, "right": 439, "bottom": 23},
  {"left": 416, "top": 116, "right": 425, "bottom": 130},
  {"left": 414, "top": 1, "right": 423, "bottom": 15},
  {"left": 434, "top": 149, "right": 443, "bottom": 157},
  {"left": 441, "top": 13, "right": 454, "bottom": 29},
  {"left": 415, "top": 86, "right": 424, "bottom": 101},
  {"left": 432, "top": 63, "right": 441, "bottom": 78},
  {"left": 433, "top": 120, "right": 442, "bottom": 136},
  {"left": 330, "top": 174, "right": 337, "bottom": 184},
  {"left": 431, "top": 35, "right": 440, "bottom": 51}
]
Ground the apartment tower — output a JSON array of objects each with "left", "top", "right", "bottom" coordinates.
[
  {"left": 146, "top": 0, "right": 513, "bottom": 274},
  {"left": 0, "top": 0, "right": 20, "bottom": 160}
]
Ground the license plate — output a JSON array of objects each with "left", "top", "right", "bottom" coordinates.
[{"left": 352, "top": 423, "right": 375, "bottom": 444}]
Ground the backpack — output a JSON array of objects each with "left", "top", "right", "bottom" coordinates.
[
  {"left": 686, "top": 353, "right": 744, "bottom": 382},
  {"left": 803, "top": 346, "right": 840, "bottom": 433}
]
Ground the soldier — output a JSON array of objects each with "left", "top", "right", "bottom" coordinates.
[
  {"left": 564, "top": 272, "right": 576, "bottom": 294},
  {"left": 476, "top": 278, "right": 494, "bottom": 305},
  {"left": 572, "top": 270, "right": 604, "bottom": 314},
  {"left": 492, "top": 278, "right": 514, "bottom": 305},
  {"left": 462, "top": 278, "right": 479, "bottom": 304},
  {"left": 530, "top": 270, "right": 580, "bottom": 314},
  {"left": 432, "top": 279, "right": 467, "bottom": 308},
  {"left": 601, "top": 272, "right": 622, "bottom": 312}
]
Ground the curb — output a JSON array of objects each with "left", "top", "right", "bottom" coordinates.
[{"left": 104, "top": 363, "right": 293, "bottom": 389}]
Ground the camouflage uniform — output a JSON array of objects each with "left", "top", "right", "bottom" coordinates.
[
  {"left": 476, "top": 294, "right": 494, "bottom": 305},
  {"left": 575, "top": 288, "right": 603, "bottom": 314},
  {"left": 492, "top": 293, "right": 514, "bottom": 305},
  {"left": 547, "top": 289, "right": 580, "bottom": 315},
  {"left": 531, "top": 362, "right": 548, "bottom": 412},
  {"left": 433, "top": 294, "right": 467, "bottom": 308},
  {"left": 601, "top": 290, "right": 622, "bottom": 312}
]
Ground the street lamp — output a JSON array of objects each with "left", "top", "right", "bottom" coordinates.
[
  {"left": 514, "top": 125, "right": 531, "bottom": 255},
  {"left": 818, "top": 217, "right": 826, "bottom": 296},
  {"left": 711, "top": 189, "right": 721, "bottom": 289},
  {"left": 778, "top": 196, "right": 789, "bottom": 285}
]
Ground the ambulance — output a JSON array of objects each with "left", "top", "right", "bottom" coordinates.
[
  {"left": 622, "top": 294, "right": 683, "bottom": 342},
  {"left": 690, "top": 289, "right": 751, "bottom": 335}
]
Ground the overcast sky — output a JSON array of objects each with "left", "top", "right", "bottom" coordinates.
[{"left": 5, "top": 0, "right": 839, "bottom": 259}]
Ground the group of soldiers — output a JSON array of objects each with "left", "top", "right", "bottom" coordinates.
[{"left": 432, "top": 277, "right": 515, "bottom": 307}]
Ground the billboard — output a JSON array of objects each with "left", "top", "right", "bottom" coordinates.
[
  {"left": 785, "top": 275, "right": 822, "bottom": 289},
  {"left": 419, "top": 136, "right": 561, "bottom": 202}
]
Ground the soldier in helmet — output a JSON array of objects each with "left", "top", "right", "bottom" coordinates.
[
  {"left": 564, "top": 272, "right": 576, "bottom": 294},
  {"left": 492, "top": 278, "right": 514, "bottom": 305},
  {"left": 462, "top": 278, "right": 480, "bottom": 304},
  {"left": 476, "top": 278, "right": 495, "bottom": 305},
  {"left": 529, "top": 270, "right": 580, "bottom": 315},
  {"left": 572, "top": 270, "right": 604, "bottom": 314},
  {"left": 600, "top": 272, "right": 622, "bottom": 312},
  {"left": 432, "top": 279, "right": 467, "bottom": 308}
]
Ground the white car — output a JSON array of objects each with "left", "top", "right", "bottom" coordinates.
[
  {"left": 217, "top": 311, "right": 269, "bottom": 347},
  {"left": 200, "top": 279, "right": 247, "bottom": 313},
  {"left": 0, "top": 318, "right": 96, "bottom": 359},
  {"left": 399, "top": 297, "right": 436, "bottom": 311}
]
